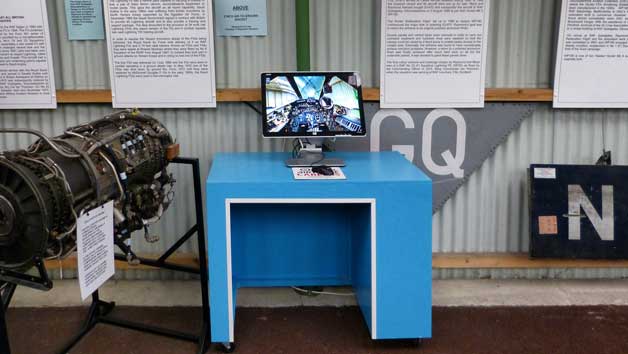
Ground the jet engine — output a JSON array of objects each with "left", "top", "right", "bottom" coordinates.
[{"left": 0, "top": 110, "right": 178, "bottom": 273}]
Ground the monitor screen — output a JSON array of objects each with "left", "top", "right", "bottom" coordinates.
[{"left": 261, "top": 72, "right": 366, "bottom": 137}]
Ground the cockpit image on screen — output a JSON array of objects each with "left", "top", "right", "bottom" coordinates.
[{"left": 262, "top": 73, "right": 365, "bottom": 137}]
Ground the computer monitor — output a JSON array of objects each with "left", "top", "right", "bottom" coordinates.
[{"left": 261, "top": 72, "right": 366, "bottom": 138}]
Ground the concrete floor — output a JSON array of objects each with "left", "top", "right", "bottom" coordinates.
[
  {"left": 9, "top": 279, "right": 628, "bottom": 308},
  {"left": 10, "top": 305, "right": 628, "bottom": 354}
]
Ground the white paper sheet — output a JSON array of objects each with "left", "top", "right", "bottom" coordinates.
[
  {"left": 380, "top": 0, "right": 490, "bottom": 108},
  {"left": 292, "top": 167, "right": 346, "bottom": 180},
  {"left": 554, "top": 0, "right": 628, "bottom": 108},
  {"left": 103, "top": 0, "right": 216, "bottom": 108},
  {"left": 0, "top": 0, "right": 57, "bottom": 109},
  {"left": 77, "top": 201, "right": 115, "bottom": 300}
]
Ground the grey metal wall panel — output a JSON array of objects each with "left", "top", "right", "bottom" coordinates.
[
  {"left": 310, "top": 0, "right": 381, "bottom": 87},
  {"left": 434, "top": 104, "right": 628, "bottom": 279},
  {"left": 433, "top": 267, "right": 628, "bottom": 279},
  {"left": 0, "top": 104, "right": 283, "bottom": 280},
  {"left": 310, "top": 0, "right": 558, "bottom": 88},
  {"left": 214, "top": 0, "right": 297, "bottom": 88},
  {"left": 45, "top": 0, "right": 296, "bottom": 89},
  {"left": 486, "top": 0, "right": 558, "bottom": 88},
  {"left": 433, "top": 105, "right": 628, "bottom": 255},
  {"left": 2, "top": 104, "right": 628, "bottom": 279},
  {"left": 4, "top": 1, "right": 626, "bottom": 279},
  {"left": 433, "top": 105, "right": 555, "bottom": 254},
  {"left": 46, "top": 0, "right": 110, "bottom": 89}
]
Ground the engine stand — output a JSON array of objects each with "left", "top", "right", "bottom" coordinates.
[
  {"left": 0, "top": 256, "right": 52, "bottom": 354},
  {"left": 57, "top": 157, "right": 211, "bottom": 354},
  {"left": 1, "top": 281, "right": 17, "bottom": 354}
]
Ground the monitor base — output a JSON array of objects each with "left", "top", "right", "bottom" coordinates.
[
  {"left": 285, "top": 143, "right": 345, "bottom": 167},
  {"left": 285, "top": 158, "right": 345, "bottom": 167}
]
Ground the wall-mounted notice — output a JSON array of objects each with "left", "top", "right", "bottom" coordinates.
[
  {"left": 77, "top": 201, "right": 115, "bottom": 300},
  {"left": 380, "top": 0, "right": 490, "bottom": 108},
  {"left": 215, "top": 0, "right": 268, "bottom": 36},
  {"left": 64, "top": 0, "right": 105, "bottom": 40},
  {"left": 0, "top": 0, "right": 56, "bottom": 109},
  {"left": 104, "top": 0, "right": 216, "bottom": 108},
  {"left": 554, "top": 0, "right": 628, "bottom": 108}
]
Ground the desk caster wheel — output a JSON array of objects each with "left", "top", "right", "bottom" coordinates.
[
  {"left": 219, "top": 342, "right": 236, "bottom": 353},
  {"left": 411, "top": 338, "right": 423, "bottom": 347}
]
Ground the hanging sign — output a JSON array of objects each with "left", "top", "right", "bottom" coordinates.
[
  {"left": 103, "top": 0, "right": 217, "bottom": 108},
  {"left": 64, "top": 0, "right": 105, "bottom": 40},
  {"left": 215, "top": 0, "right": 268, "bottom": 36},
  {"left": 380, "top": 0, "right": 490, "bottom": 108},
  {"left": 0, "top": 0, "right": 57, "bottom": 109},
  {"left": 554, "top": 0, "right": 628, "bottom": 108},
  {"left": 77, "top": 201, "right": 115, "bottom": 300}
]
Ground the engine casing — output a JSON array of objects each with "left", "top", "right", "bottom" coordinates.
[{"left": 0, "top": 110, "right": 177, "bottom": 271}]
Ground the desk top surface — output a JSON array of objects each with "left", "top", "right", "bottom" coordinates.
[{"left": 207, "top": 152, "right": 431, "bottom": 184}]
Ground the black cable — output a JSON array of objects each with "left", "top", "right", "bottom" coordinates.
[
  {"left": 309, "top": 154, "right": 326, "bottom": 167},
  {"left": 291, "top": 138, "right": 327, "bottom": 167},
  {"left": 291, "top": 138, "right": 300, "bottom": 159}
]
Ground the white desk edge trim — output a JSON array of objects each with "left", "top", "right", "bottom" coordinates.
[{"left": 225, "top": 198, "right": 378, "bottom": 342}]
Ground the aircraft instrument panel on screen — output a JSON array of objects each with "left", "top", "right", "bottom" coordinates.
[{"left": 261, "top": 72, "right": 366, "bottom": 137}]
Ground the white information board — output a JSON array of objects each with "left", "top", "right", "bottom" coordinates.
[
  {"left": 0, "top": 0, "right": 56, "bottom": 109},
  {"left": 380, "top": 0, "right": 490, "bottom": 108},
  {"left": 77, "top": 201, "right": 115, "bottom": 300},
  {"left": 554, "top": 0, "right": 628, "bottom": 108},
  {"left": 103, "top": 0, "right": 216, "bottom": 108}
]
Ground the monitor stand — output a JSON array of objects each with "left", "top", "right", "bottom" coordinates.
[{"left": 285, "top": 139, "right": 345, "bottom": 167}]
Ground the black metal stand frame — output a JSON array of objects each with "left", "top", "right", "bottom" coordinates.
[
  {"left": 0, "top": 252, "right": 54, "bottom": 353},
  {"left": 57, "top": 156, "right": 210, "bottom": 354},
  {"left": 1, "top": 281, "right": 17, "bottom": 354},
  {"left": 0, "top": 257, "right": 53, "bottom": 291}
]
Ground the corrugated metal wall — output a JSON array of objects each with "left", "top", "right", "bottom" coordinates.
[
  {"left": 4, "top": 103, "right": 628, "bottom": 280},
  {"left": 0, "top": 104, "right": 284, "bottom": 280},
  {"left": 2, "top": 0, "right": 627, "bottom": 279},
  {"left": 432, "top": 105, "right": 628, "bottom": 279}
]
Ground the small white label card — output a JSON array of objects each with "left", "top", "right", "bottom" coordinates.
[
  {"left": 292, "top": 167, "right": 346, "bottom": 180},
  {"left": 534, "top": 167, "right": 556, "bottom": 179},
  {"left": 77, "top": 201, "right": 115, "bottom": 300}
]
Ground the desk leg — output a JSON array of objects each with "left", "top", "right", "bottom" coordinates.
[
  {"left": 207, "top": 195, "right": 236, "bottom": 346},
  {"left": 217, "top": 286, "right": 237, "bottom": 353},
  {"left": 374, "top": 190, "right": 432, "bottom": 340},
  {"left": 350, "top": 202, "right": 377, "bottom": 338}
]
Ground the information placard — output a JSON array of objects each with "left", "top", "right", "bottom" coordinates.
[
  {"left": 77, "top": 201, "right": 115, "bottom": 300},
  {"left": 380, "top": 0, "right": 490, "bottom": 108},
  {"left": 215, "top": 0, "right": 268, "bottom": 36},
  {"left": 103, "top": 0, "right": 216, "bottom": 108},
  {"left": 64, "top": 0, "right": 105, "bottom": 40},
  {"left": 554, "top": 0, "right": 628, "bottom": 108},
  {"left": 0, "top": 0, "right": 56, "bottom": 109}
]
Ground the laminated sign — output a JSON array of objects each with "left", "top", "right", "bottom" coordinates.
[
  {"left": 0, "top": 0, "right": 56, "bottom": 109},
  {"left": 103, "top": 0, "right": 217, "bottom": 107},
  {"left": 77, "top": 201, "right": 115, "bottom": 299}
]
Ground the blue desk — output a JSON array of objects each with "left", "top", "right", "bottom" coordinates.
[{"left": 206, "top": 152, "right": 432, "bottom": 346}]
